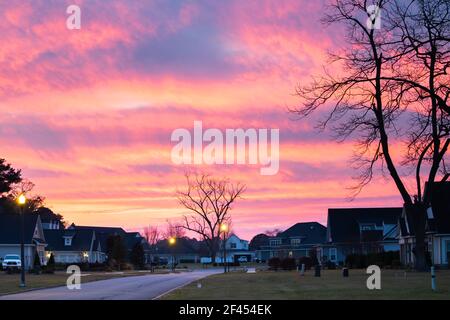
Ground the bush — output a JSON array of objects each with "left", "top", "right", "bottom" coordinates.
[
  {"left": 298, "top": 256, "right": 314, "bottom": 270},
  {"left": 268, "top": 257, "right": 281, "bottom": 271},
  {"left": 32, "top": 251, "right": 41, "bottom": 274},
  {"left": 280, "top": 258, "right": 296, "bottom": 270},
  {"left": 345, "top": 251, "right": 401, "bottom": 269},
  {"left": 325, "top": 260, "right": 337, "bottom": 269}
]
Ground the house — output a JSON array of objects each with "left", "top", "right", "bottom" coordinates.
[
  {"left": 0, "top": 212, "right": 47, "bottom": 270},
  {"left": 256, "top": 222, "right": 327, "bottom": 262},
  {"left": 218, "top": 234, "right": 254, "bottom": 263},
  {"left": 124, "top": 232, "right": 153, "bottom": 264},
  {"left": 68, "top": 224, "right": 151, "bottom": 264},
  {"left": 152, "top": 237, "right": 205, "bottom": 264},
  {"left": 400, "top": 182, "right": 450, "bottom": 267},
  {"left": 322, "top": 207, "right": 402, "bottom": 265},
  {"left": 44, "top": 229, "right": 105, "bottom": 264}
]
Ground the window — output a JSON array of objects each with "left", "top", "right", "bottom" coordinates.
[
  {"left": 291, "top": 238, "right": 301, "bottom": 245},
  {"left": 64, "top": 237, "right": 72, "bottom": 246},
  {"left": 360, "top": 224, "right": 376, "bottom": 231},
  {"left": 230, "top": 243, "right": 237, "bottom": 249},
  {"left": 270, "top": 239, "right": 281, "bottom": 247},
  {"left": 329, "top": 248, "right": 337, "bottom": 262}
]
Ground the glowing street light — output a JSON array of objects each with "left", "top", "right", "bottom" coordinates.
[
  {"left": 168, "top": 237, "right": 176, "bottom": 271},
  {"left": 220, "top": 223, "right": 228, "bottom": 233},
  {"left": 17, "top": 194, "right": 27, "bottom": 287},
  {"left": 220, "top": 223, "right": 229, "bottom": 273},
  {"left": 17, "top": 194, "right": 26, "bottom": 205}
]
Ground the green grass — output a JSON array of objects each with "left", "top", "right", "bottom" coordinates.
[
  {"left": 162, "top": 269, "right": 450, "bottom": 300},
  {"left": 0, "top": 270, "right": 167, "bottom": 296}
]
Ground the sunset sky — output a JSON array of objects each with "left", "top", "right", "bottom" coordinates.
[{"left": 0, "top": 0, "right": 409, "bottom": 240}]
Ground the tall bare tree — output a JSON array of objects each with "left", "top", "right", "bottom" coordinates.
[
  {"left": 292, "top": 0, "right": 450, "bottom": 270},
  {"left": 177, "top": 173, "right": 245, "bottom": 262}
]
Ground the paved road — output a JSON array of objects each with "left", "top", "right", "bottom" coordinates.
[{"left": 0, "top": 269, "right": 221, "bottom": 300}]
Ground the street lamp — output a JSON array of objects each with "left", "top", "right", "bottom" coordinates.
[
  {"left": 17, "top": 194, "right": 26, "bottom": 288},
  {"left": 168, "top": 237, "right": 176, "bottom": 271},
  {"left": 220, "top": 223, "right": 228, "bottom": 273}
]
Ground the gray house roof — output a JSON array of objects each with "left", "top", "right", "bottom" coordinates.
[
  {"left": 0, "top": 213, "right": 43, "bottom": 244},
  {"left": 44, "top": 229, "right": 95, "bottom": 251},
  {"left": 276, "top": 222, "right": 327, "bottom": 245},
  {"left": 327, "top": 207, "right": 402, "bottom": 243}
]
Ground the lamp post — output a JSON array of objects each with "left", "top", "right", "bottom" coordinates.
[
  {"left": 17, "top": 194, "right": 26, "bottom": 288},
  {"left": 168, "top": 237, "right": 176, "bottom": 272},
  {"left": 220, "top": 223, "right": 228, "bottom": 273}
]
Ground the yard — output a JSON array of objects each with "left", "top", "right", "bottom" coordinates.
[
  {"left": 0, "top": 270, "right": 169, "bottom": 296},
  {"left": 162, "top": 269, "right": 450, "bottom": 300}
]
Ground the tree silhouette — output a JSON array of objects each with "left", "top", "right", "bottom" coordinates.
[
  {"left": 292, "top": 0, "right": 450, "bottom": 270},
  {"left": 177, "top": 173, "right": 245, "bottom": 262}
]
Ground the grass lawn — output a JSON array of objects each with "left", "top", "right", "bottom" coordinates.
[
  {"left": 162, "top": 269, "right": 450, "bottom": 300},
  {"left": 0, "top": 270, "right": 168, "bottom": 296}
]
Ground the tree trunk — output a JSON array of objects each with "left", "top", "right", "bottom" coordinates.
[{"left": 405, "top": 203, "right": 428, "bottom": 271}]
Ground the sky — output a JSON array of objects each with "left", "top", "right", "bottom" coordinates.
[{"left": 0, "top": 0, "right": 409, "bottom": 240}]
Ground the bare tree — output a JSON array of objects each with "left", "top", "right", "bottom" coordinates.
[
  {"left": 143, "top": 225, "right": 161, "bottom": 245},
  {"left": 291, "top": 0, "right": 450, "bottom": 270},
  {"left": 163, "top": 219, "right": 186, "bottom": 239},
  {"left": 177, "top": 173, "right": 245, "bottom": 262}
]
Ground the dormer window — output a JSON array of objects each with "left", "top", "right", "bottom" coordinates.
[
  {"left": 291, "top": 238, "right": 301, "bottom": 245},
  {"left": 64, "top": 237, "right": 72, "bottom": 246}
]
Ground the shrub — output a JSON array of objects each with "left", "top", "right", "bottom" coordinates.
[
  {"left": 325, "top": 260, "right": 337, "bottom": 269},
  {"left": 268, "top": 257, "right": 281, "bottom": 271},
  {"left": 298, "top": 256, "right": 314, "bottom": 270},
  {"left": 32, "top": 251, "right": 41, "bottom": 274},
  {"left": 280, "top": 258, "right": 296, "bottom": 270},
  {"left": 345, "top": 251, "right": 401, "bottom": 268}
]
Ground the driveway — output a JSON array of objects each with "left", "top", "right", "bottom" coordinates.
[{"left": 0, "top": 269, "right": 221, "bottom": 300}]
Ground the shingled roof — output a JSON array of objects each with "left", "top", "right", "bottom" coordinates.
[
  {"left": 0, "top": 212, "right": 43, "bottom": 244},
  {"left": 277, "top": 222, "right": 327, "bottom": 245},
  {"left": 44, "top": 229, "right": 95, "bottom": 251},
  {"left": 327, "top": 208, "right": 402, "bottom": 243}
]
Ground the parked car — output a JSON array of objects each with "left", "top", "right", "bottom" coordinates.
[
  {"left": 2, "top": 254, "right": 22, "bottom": 272},
  {"left": 237, "top": 256, "right": 248, "bottom": 263}
]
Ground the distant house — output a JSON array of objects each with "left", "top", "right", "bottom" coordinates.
[
  {"left": 218, "top": 234, "right": 254, "bottom": 263},
  {"left": 152, "top": 237, "right": 205, "bottom": 264},
  {"left": 322, "top": 208, "right": 402, "bottom": 265},
  {"left": 257, "top": 222, "right": 327, "bottom": 262},
  {"left": 400, "top": 182, "right": 450, "bottom": 267},
  {"left": 68, "top": 224, "right": 151, "bottom": 264},
  {"left": 44, "top": 229, "right": 105, "bottom": 264},
  {"left": 0, "top": 213, "right": 47, "bottom": 270}
]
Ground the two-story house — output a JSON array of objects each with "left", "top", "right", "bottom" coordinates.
[
  {"left": 256, "top": 222, "right": 327, "bottom": 262},
  {"left": 321, "top": 207, "right": 402, "bottom": 265},
  {"left": 400, "top": 182, "right": 450, "bottom": 267},
  {"left": 219, "top": 234, "right": 253, "bottom": 263}
]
